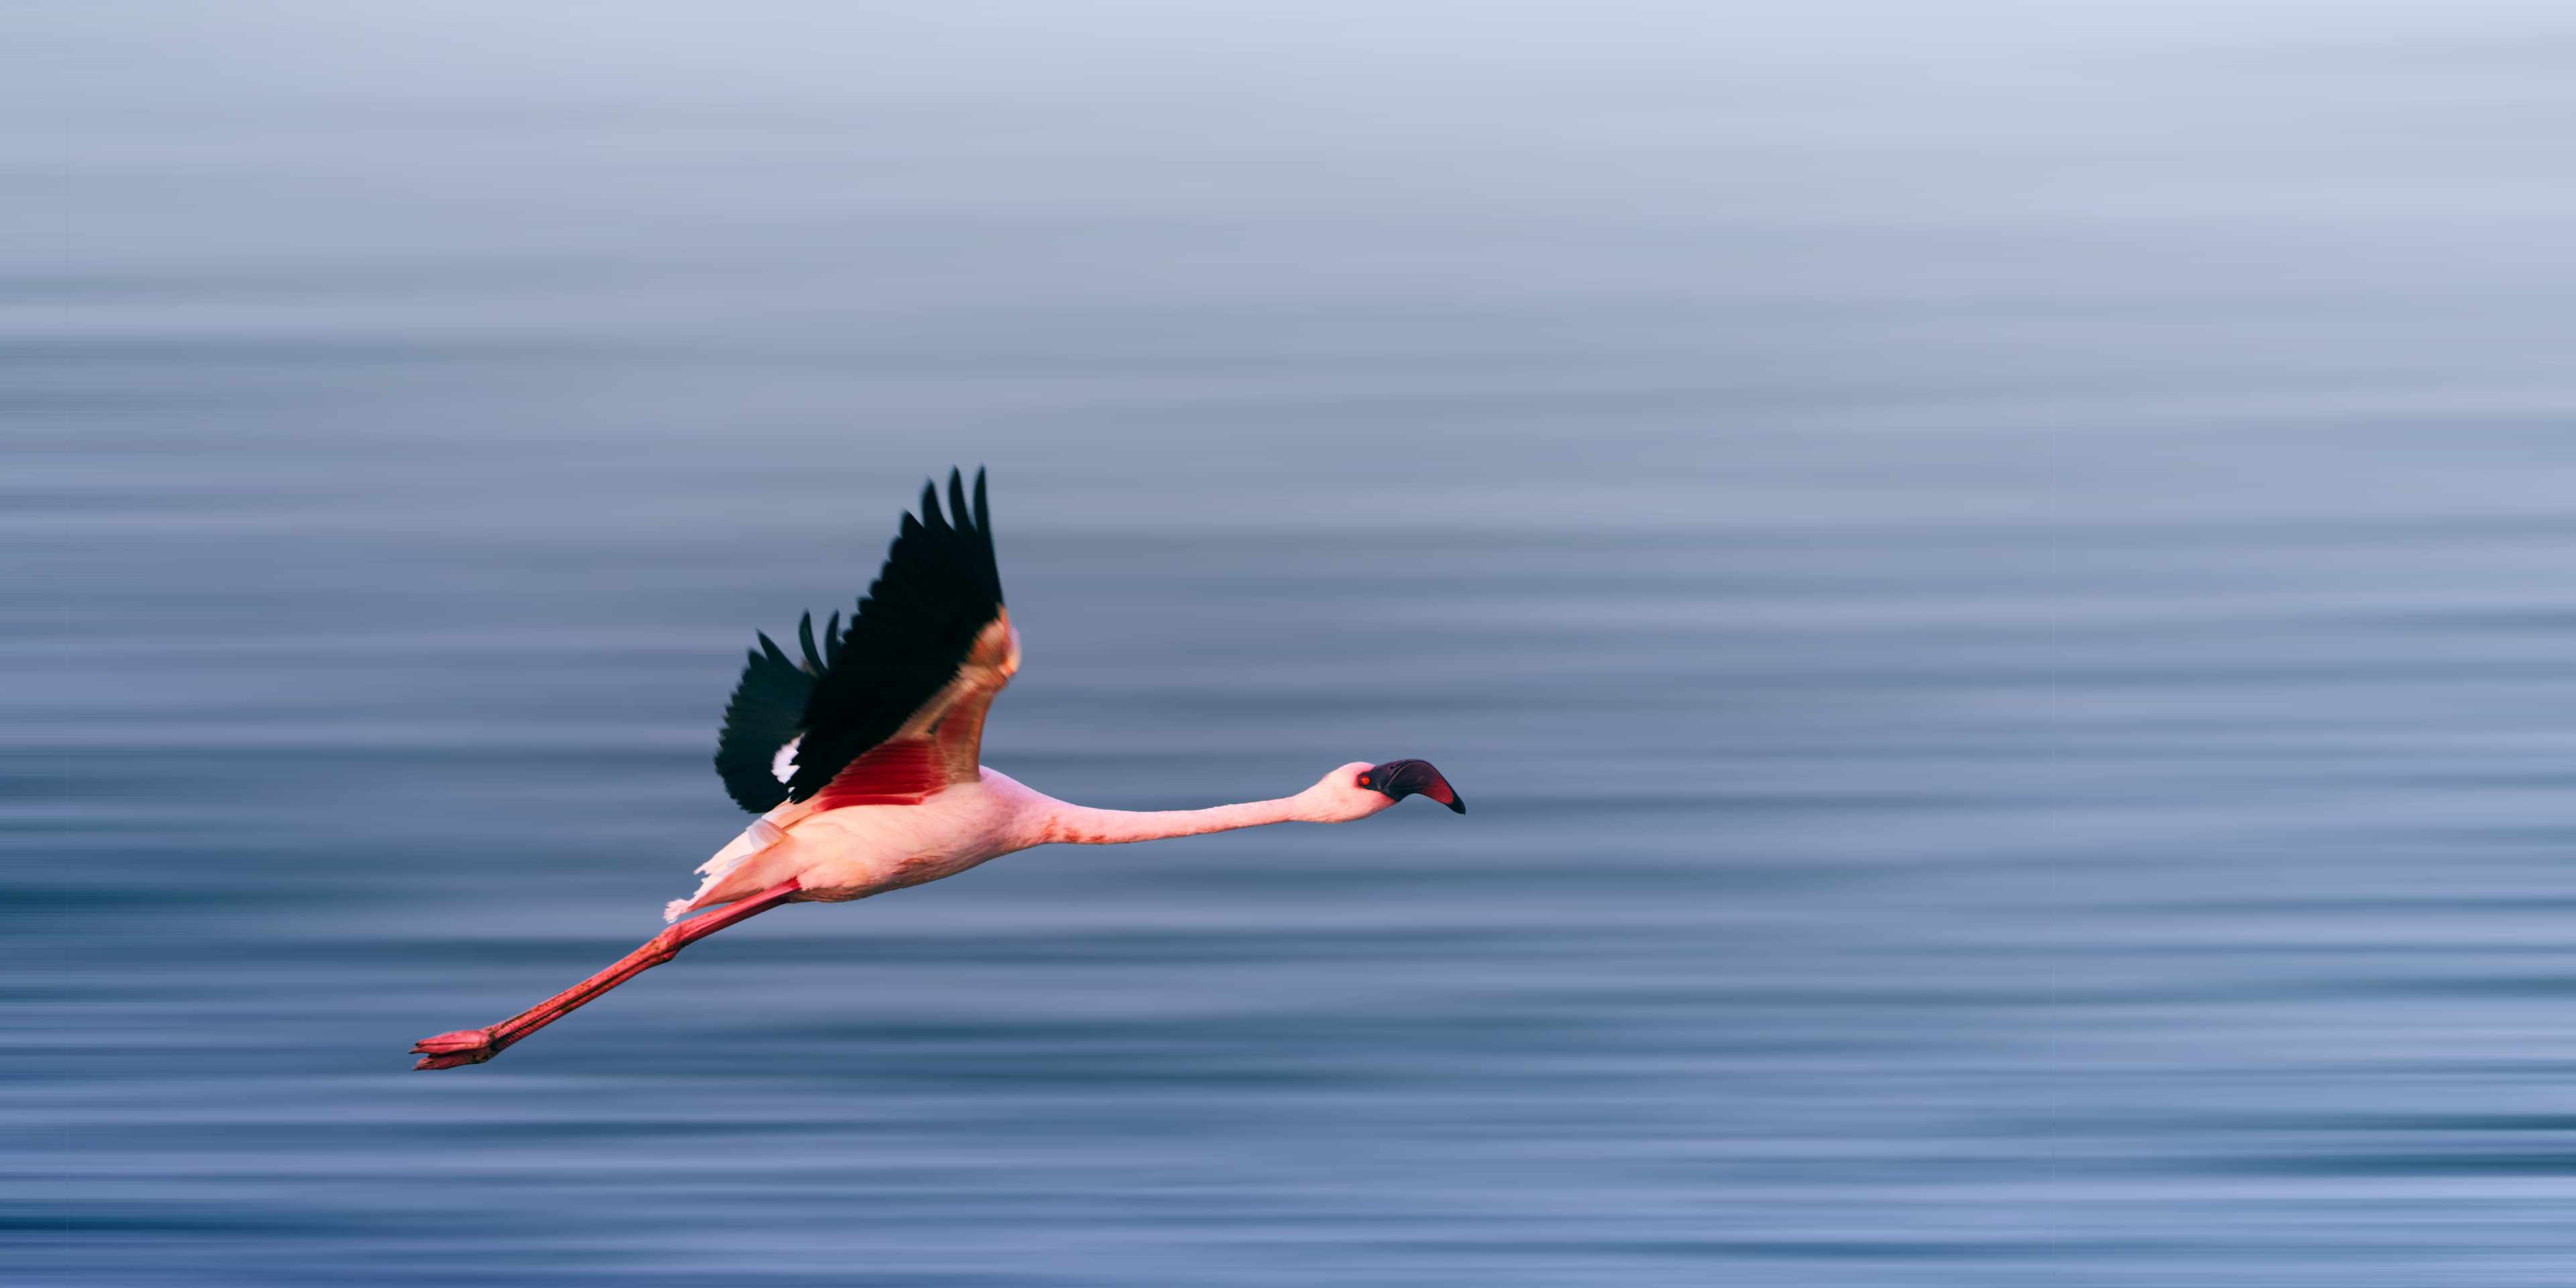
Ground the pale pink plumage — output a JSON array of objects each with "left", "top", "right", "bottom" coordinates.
[{"left": 410, "top": 473, "right": 1460, "bottom": 1070}]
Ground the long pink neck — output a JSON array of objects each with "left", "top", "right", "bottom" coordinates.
[{"left": 1039, "top": 796, "right": 1306, "bottom": 845}]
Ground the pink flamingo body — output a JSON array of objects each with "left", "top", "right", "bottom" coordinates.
[{"left": 413, "top": 470, "right": 1461, "bottom": 1069}]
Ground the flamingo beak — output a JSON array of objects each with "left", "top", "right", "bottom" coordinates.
[{"left": 1364, "top": 759, "right": 1466, "bottom": 814}]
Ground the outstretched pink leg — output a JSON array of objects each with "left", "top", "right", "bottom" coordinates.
[{"left": 410, "top": 878, "right": 804, "bottom": 1070}]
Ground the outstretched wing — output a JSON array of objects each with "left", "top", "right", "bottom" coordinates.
[{"left": 711, "top": 468, "right": 1012, "bottom": 813}]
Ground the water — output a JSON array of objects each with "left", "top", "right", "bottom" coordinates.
[{"left": 15, "top": 3, "right": 2576, "bottom": 1282}]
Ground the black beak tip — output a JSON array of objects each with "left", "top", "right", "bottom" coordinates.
[{"left": 1367, "top": 759, "right": 1466, "bottom": 815}]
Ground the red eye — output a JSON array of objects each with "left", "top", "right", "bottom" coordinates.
[{"left": 1356, "top": 774, "right": 1371, "bottom": 787}]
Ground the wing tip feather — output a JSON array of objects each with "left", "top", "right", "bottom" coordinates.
[{"left": 758, "top": 466, "right": 1012, "bottom": 804}]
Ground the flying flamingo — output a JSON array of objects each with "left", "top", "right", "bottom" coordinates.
[{"left": 411, "top": 469, "right": 1464, "bottom": 1069}]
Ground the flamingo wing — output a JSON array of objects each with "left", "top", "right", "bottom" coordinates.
[{"left": 712, "top": 468, "right": 1011, "bottom": 813}]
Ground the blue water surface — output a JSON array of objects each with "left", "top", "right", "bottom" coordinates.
[{"left": 15, "top": 3, "right": 2576, "bottom": 1283}]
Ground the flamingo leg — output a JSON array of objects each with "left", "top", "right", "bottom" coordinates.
[{"left": 409, "top": 878, "right": 804, "bottom": 1070}]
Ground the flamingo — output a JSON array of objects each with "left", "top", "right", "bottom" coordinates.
[{"left": 411, "top": 469, "right": 1464, "bottom": 1069}]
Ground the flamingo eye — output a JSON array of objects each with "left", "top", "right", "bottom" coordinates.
[{"left": 1356, "top": 774, "right": 1372, "bottom": 788}]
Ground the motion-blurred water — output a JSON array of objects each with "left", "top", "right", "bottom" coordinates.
[{"left": 16, "top": 3, "right": 2576, "bottom": 1283}]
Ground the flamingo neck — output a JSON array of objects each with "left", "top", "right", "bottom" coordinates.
[{"left": 1038, "top": 795, "right": 1308, "bottom": 845}]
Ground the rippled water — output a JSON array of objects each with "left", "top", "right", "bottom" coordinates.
[{"left": 17, "top": 3, "right": 2576, "bottom": 1283}]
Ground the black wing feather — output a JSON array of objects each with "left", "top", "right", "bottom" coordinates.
[
  {"left": 714, "top": 633, "right": 819, "bottom": 812},
  {"left": 786, "top": 467, "right": 1004, "bottom": 804},
  {"left": 710, "top": 468, "right": 1004, "bottom": 812},
  {"left": 796, "top": 612, "right": 823, "bottom": 673}
]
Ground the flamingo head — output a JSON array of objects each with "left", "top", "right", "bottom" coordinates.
[{"left": 1302, "top": 759, "right": 1467, "bottom": 821}]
